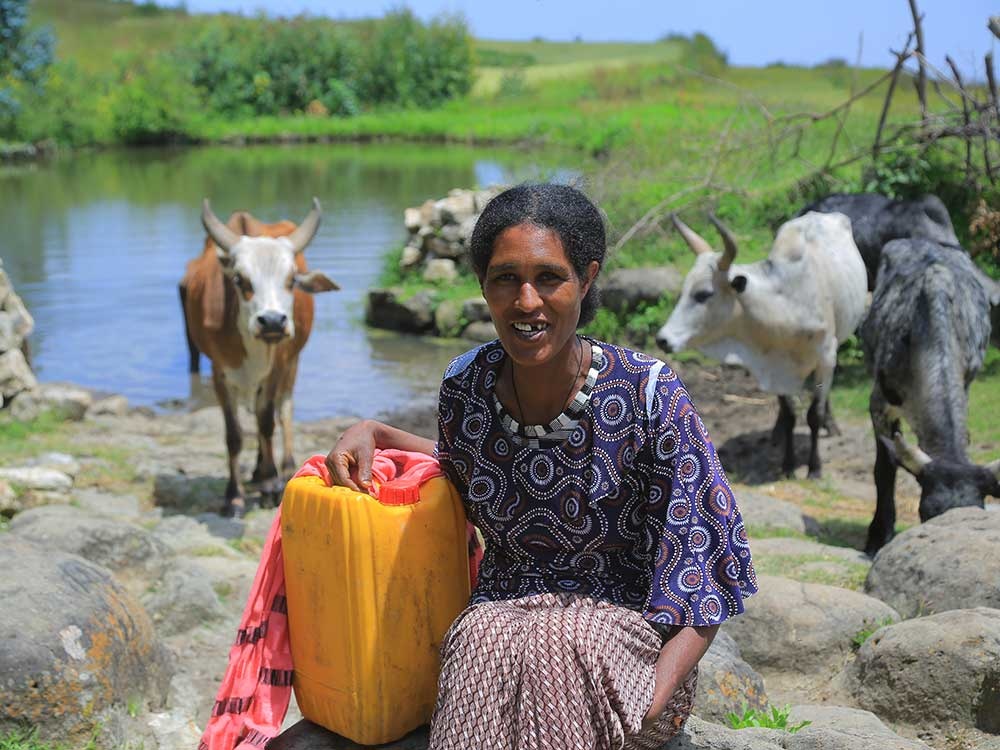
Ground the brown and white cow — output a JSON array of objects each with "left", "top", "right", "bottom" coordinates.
[{"left": 179, "top": 198, "right": 339, "bottom": 517}]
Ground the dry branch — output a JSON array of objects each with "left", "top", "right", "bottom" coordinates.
[{"left": 909, "top": 0, "right": 928, "bottom": 119}]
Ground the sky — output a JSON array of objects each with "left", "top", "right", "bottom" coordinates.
[{"left": 174, "top": 0, "right": 998, "bottom": 75}]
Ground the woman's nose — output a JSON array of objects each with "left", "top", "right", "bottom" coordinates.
[{"left": 515, "top": 282, "right": 542, "bottom": 311}]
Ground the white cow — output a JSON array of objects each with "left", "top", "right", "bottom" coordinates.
[{"left": 655, "top": 212, "right": 867, "bottom": 478}]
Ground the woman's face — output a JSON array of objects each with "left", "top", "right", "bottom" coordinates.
[{"left": 481, "top": 222, "right": 598, "bottom": 369}]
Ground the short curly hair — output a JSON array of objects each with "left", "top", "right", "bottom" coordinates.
[{"left": 468, "top": 183, "right": 606, "bottom": 327}]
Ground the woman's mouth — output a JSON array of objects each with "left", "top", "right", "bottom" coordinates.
[{"left": 511, "top": 321, "right": 548, "bottom": 341}]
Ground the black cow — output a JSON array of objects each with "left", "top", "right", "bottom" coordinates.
[{"left": 860, "top": 238, "right": 999, "bottom": 555}]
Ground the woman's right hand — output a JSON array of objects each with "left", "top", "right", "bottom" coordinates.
[{"left": 325, "top": 419, "right": 379, "bottom": 491}]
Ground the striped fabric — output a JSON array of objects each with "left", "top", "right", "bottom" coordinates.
[{"left": 429, "top": 593, "right": 697, "bottom": 749}]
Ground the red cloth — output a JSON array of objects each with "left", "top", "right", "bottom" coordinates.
[{"left": 198, "top": 451, "right": 481, "bottom": 750}]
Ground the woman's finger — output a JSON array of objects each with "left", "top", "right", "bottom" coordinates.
[{"left": 327, "top": 449, "right": 361, "bottom": 491}]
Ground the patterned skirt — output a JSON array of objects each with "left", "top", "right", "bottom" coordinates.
[{"left": 428, "top": 593, "right": 698, "bottom": 750}]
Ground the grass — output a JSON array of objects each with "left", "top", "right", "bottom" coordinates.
[
  {"left": 851, "top": 616, "right": 896, "bottom": 650},
  {"left": 751, "top": 552, "right": 869, "bottom": 591},
  {"left": 727, "top": 704, "right": 811, "bottom": 733},
  {"left": 0, "top": 727, "right": 99, "bottom": 750}
]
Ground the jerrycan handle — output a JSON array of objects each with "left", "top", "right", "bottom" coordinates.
[{"left": 374, "top": 477, "right": 422, "bottom": 506}]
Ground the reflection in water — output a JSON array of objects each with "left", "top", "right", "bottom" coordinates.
[{"left": 0, "top": 143, "right": 572, "bottom": 419}]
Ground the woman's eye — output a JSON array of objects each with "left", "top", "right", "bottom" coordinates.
[{"left": 693, "top": 290, "right": 713, "bottom": 304}]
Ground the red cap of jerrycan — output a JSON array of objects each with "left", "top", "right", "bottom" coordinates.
[{"left": 377, "top": 478, "right": 422, "bottom": 506}]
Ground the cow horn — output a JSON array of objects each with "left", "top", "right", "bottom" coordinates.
[
  {"left": 670, "top": 213, "right": 713, "bottom": 255},
  {"left": 708, "top": 214, "right": 738, "bottom": 272},
  {"left": 286, "top": 197, "right": 322, "bottom": 254},
  {"left": 893, "top": 431, "right": 932, "bottom": 477},
  {"left": 202, "top": 199, "right": 241, "bottom": 254}
]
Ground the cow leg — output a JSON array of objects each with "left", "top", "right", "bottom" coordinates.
[
  {"left": 777, "top": 396, "right": 797, "bottom": 478},
  {"left": 806, "top": 393, "right": 823, "bottom": 479},
  {"left": 865, "top": 386, "right": 898, "bottom": 556},
  {"left": 822, "top": 396, "right": 840, "bottom": 436},
  {"left": 252, "top": 385, "right": 280, "bottom": 507},
  {"left": 212, "top": 369, "right": 245, "bottom": 518},
  {"left": 276, "top": 357, "right": 300, "bottom": 479},
  {"left": 178, "top": 284, "right": 201, "bottom": 375},
  {"left": 805, "top": 343, "right": 838, "bottom": 479}
]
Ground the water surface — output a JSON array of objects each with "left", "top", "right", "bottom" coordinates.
[{"left": 0, "top": 143, "right": 569, "bottom": 420}]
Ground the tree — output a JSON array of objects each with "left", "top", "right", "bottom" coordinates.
[{"left": 0, "top": 0, "right": 55, "bottom": 126}]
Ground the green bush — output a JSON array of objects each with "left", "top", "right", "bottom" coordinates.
[
  {"left": 13, "top": 61, "right": 106, "bottom": 144},
  {"left": 357, "top": 10, "right": 474, "bottom": 108},
  {"left": 727, "top": 704, "right": 811, "bottom": 733},
  {"left": 106, "top": 55, "right": 196, "bottom": 144}
]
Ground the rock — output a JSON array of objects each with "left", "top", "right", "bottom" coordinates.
[
  {"left": 399, "top": 244, "right": 423, "bottom": 269},
  {"left": 439, "top": 223, "right": 463, "bottom": 244},
  {"left": 0, "top": 466, "right": 73, "bottom": 492},
  {"left": 693, "top": 631, "right": 768, "bottom": 723},
  {"left": 736, "top": 489, "right": 814, "bottom": 536},
  {"left": 842, "top": 607, "right": 1000, "bottom": 732},
  {"left": 269, "top": 720, "right": 434, "bottom": 750},
  {"left": 724, "top": 575, "right": 899, "bottom": 672},
  {"left": 26, "top": 451, "right": 82, "bottom": 478},
  {"left": 1, "top": 287, "right": 34, "bottom": 338},
  {"left": 9, "top": 505, "right": 167, "bottom": 574},
  {"left": 0, "top": 537, "right": 172, "bottom": 743},
  {"left": 422, "top": 258, "right": 458, "bottom": 284},
  {"left": 88, "top": 394, "right": 130, "bottom": 417},
  {"left": 421, "top": 234, "right": 452, "bottom": 257},
  {"left": 866, "top": 507, "right": 1000, "bottom": 617},
  {"left": 461, "top": 297, "right": 491, "bottom": 323},
  {"left": 417, "top": 199, "right": 437, "bottom": 227},
  {"left": 601, "top": 267, "right": 683, "bottom": 313},
  {"left": 460, "top": 213, "right": 478, "bottom": 238},
  {"left": 0, "top": 310, "right": 22, "bottom": 352},
  {"left": 403, "top": 207, "right": 422, "bottom": 232},
  {"left": 142, "top": 559, "right": 226, "bottom": 635},
  {"left": 474, "top": 189, "right": 499, "bottom": 212},
  {"left": 10, "top": 382, "right": 94, "bottom": 421},
  {"left": 0, "top": 348, "right": 37, "bottom": 403},
  {"left": 434, "top": 298, "right": 465, "bottom": 338},
  {"left": 664, "top": 716, "right": 784, "bottom": 749},
  {"left": 152, "top": 473, "right": 228, "bottom": 515},
  {"left": 749, "top": 537, "right": 869, "bottom": 590},
  {"left": 365, "top": 289, "right": 435, "bottom": 334},
  {"left": 461, "top": 321, "right": 498, "bottom": 343},
  {"left": 151, "top": 515, "right": 241, "bottom": 559},
  {"left": 0, "top": 261, "right": 11, "bottom": 308},
  {"left": 437, "top": 190, "right": 476, "bottom": 225},
  {"left": 783, "top": 705, "right": 929, "bottom": 749}
]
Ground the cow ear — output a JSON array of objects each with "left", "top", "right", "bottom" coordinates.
[
  {"left": 215, "top": 247, "right": 235, "bottom": 269},
  {"left": 295, "top": 271, "right": 340, "bottom": 293},
  {"left": 730, "top": 275, "right": 748, "bottom": 293}
]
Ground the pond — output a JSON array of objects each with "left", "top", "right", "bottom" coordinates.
[{"left": 0, "top": 143, "right": 573, "bottom": 421}]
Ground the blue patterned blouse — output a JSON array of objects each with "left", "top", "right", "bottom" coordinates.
[{"left": 435, "top": 338, "right": 757, "bottom": 628}]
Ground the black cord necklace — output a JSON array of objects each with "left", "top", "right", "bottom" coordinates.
[{"left": 510, "top": 335, "right": 583, "bottom": 430}]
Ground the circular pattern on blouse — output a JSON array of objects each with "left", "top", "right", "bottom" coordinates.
[{"left": 436, "top": 337, "right": 757, "bottom": 627}]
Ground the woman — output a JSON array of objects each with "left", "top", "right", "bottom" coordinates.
[{"left": 326, "top": 183, "right": 757, "bottom": 749}]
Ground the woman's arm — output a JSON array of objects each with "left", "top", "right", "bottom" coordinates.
[
  {"left": 325, "top": 419, "right": 435, "bottom": 491},
  {"left": 643, "top": 624, "right": 718, "bottom": 728}
]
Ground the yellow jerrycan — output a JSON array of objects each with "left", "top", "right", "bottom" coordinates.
[{"left": 280, "top": 472, "right": 471, "bottom": 745}]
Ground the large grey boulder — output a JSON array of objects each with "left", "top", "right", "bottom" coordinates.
[
  {"left": 0, "top": 348, "right": 37, "bottom": 403},
  {"left": 749, "top": 537, "right": 869, "bottom": 590},
  {"left": 724, "top": 575, "right": 899, "bottom": 672},
  {"left": 365, "top": 289, "right": 435, "bottom": 333},
  {"left": 782, "top": 705, "right": 929, "bottom": 749},
  {"left": 600, "top": 267, "right": 682, "bottom": 313},
  {"left": 10, "top": 382, "right": 94, "bottom": 421},
  {"left": 841, "top": 607, "right": 1000, "bottom": 732},
  {"left": 736, "top": 489, "right": 814, "bottom": 536},
  {"left": 142, "top": 559, "right": 226, "bottom": 635},
  {"left": 694, "top": 631, "right": 768, "bottom": 723},
  {"left": 0, "top": 538, "right": 172, "bottom": 742},
  {"left": 462, "top": 321, "right": 498, "bottom": 343},
  {"left": 866, "top": 507, "right": 1000, "bottom": 617},
  {"left": 664, "top": 717, "right": 784, "bottom": 749},
  {"left": 9, "top": 505, "right": 167, "bottom": 574}
]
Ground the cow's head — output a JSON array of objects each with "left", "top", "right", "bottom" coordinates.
[
  {"left": 655, "top": 214, "right": 746, "bottom": 354},
  {"left": 889, "top": 432, "right": 1000, "bottom": 520},
  {"left": 202, "top": 198, "right": 340, "bottom": 343}
]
